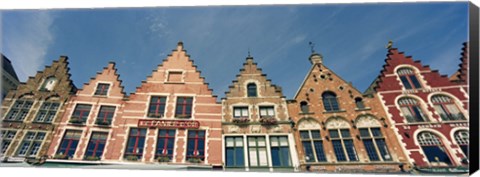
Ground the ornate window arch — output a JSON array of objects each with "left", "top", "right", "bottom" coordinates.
[
  {"left": 322, "top": 91, "right": 340, "bottom": 112},
  {"left": 431, "top": 94, "right": 466, "bottom": 121},
  {"left": 453, "top": 130, "right": 469, "bottom": 159},
  {"left": 298, "top": 119, "right": 327, "bottom": 162},
  {"left": 325, "top": 117, "right": 358, "bottom": 162},
  {"left": 398, "top": 97, "right": 428, "bottom": 123},
  {"left": 396, "top": 67, "right": 422, "bottom": 89},
  {"left": 417, "top": 131, "right": 453, "bottom": 166},
  {"left": 356, "top": 115, "right": 392, "bottom": 161}
]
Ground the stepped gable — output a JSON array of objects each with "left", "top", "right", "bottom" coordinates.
[
  {"left": 10, "top": 56, "right": 77, "bottom": 99},
  {"left": 371, "top": 47, "right": 455, "bottom": 92},
  {"left": 293, "top": 61, "right": 363, "bottom": 100},
  {"left": 224, "top": 55, "right": 284, "bottom": 98},
  {"left": 76, "top": 61, "right": 126, "bottom": 98},
  {"left": 130, "top": 42, "right": 217, "bottom": 99},
  {"left": 449, "top": 42, "right": 469, "bottom": 83}
]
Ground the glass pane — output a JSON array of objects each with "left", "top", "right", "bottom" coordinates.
[
  {"left": 300, "top": 131, "right": 310, "bottom": 140},
  {"left": 235, "top": 137, "right": 243, "bottom": 146},
  {"left": 409, "top": 75, "right": 422, "bottom": 89},
  {"left": 311, "top": 130, "right": 321, "bottom": 139},
  {"left": 363, "top": 139, "right": 380, "bottom": 161},
  {"left": 249, "top": 148, "right": 258, "bottom": 166},
  {"left": 400, "top": 76, "right": 412, "bottom": 89},
  {"left": 359, "top": 129, "right": 370, "bottom": 137},
  {"left": 258, "top": 148, "right": 268, "bottom": 166},
  {"left": 302, "top": 141, "right": 315, "bottom": 162},
  {"left": 313, "top": 141, "right": 327, "bottom": 162},
  {"left": 340, "top": 129, "right": 351, "bottom": 138},
  {"left": 279, "top": 137, "right": 288, "bottom": 146},
  {"left": 332, "top": 140, "right": 346, "bottom": 161},
  {"left": 329, "top": 130, "right": 339, "bottom": 138},
  {"left": 226, "top": 137, "right": 234, "bottom": 147}
]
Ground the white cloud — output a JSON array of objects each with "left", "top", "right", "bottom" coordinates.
[{"left": 1, "top": 11, "right": 55, "bottom": 82}]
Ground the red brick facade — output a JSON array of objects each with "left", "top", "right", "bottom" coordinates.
[
  {"left": 287, "top": 53, "right": 409, "bottom": 173},
  {"left": 369, "top": 46, "right": 469, "bottom": 169}
]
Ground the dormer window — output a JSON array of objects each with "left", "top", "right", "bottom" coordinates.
[
  {"left": 40, "top": 77, "right": 57, "bottom": 91},
  {"left": 322, "top": 91, "right": 340, "bottom": 112},
  {"left": 354, "top": 97, "right": 365, "bottom": 109},
  {"left": 397, "top": 67, "right": 422, "bottom": 89},
  {"left": 247, "top": 83, "right": 257, "bottom": 97},
  {"left": 94, "top": 83, "right": 110, "bottom": 96},
  {"left": 300, "top": 101, "right": 309, "bottom": 113}
]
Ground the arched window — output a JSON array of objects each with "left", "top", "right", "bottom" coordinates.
[
  {"left": 300, "top": 101, "right": 309, "bottom": 113},
  {"left": 356, "top": 116, "right": 392, "bottom": 161},
  {"left": 298, "top": 119, "right": 327, "bottom": 162},
  {"left": 417, "top": 132, "right": 452, "bottom": 166},
  {"left": 247, "top": 83, "right": 257, "bottom": 97},
  {"left": 398, "top": 97, "right": 427, "bottom": 123},
  {"left": 431, "top": 95, "right": 466, "bottom": 121},
  {"left": 397, "top": 67, "right": 422, "bottom": 89},
  {"left": 40, "top": 76, "right": 57, "bottom": 91},
  {"left": 322, "top": 92, "right": 339, "bottom": 112},
  {"left": 454, "top": 130, "right": 469, "bottom": 159},
  {"left": 354, "top": 97, "right": 365, "bottom": 109},
  {"left": 326, "top": 118, "right": 358, "bottom": 162}
]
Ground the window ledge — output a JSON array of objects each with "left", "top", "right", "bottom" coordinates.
[
  {"left": 93, "top": 95, "right": 108, "bottom": 98},
  {"left": 299, "top": 112, "right": 315, "bottom": 115},
  {"left": 440, "top": 120, "right": 469, "bottom": 123},
  {"left": 31, "top": 121, "right": 53, "bottom": 124},
  {"left": 323, "top": 110, "right": 347, "bottom": 114},
  {"left": 1, "top": 119, "right": 24, "bottom": 123},
  {"left": 354, "top": 107, "right": 371, "bottom": 111},
  {"left": 165, "top": 81, "right": 184, "bottom": 84}
]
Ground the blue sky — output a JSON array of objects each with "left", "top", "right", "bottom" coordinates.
[{"left": 1, "top": 2, "right": 469, "bottom": 99}]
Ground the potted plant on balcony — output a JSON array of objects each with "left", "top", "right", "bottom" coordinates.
[
  {"left": 84, "top": 156, "right": 100, "bottom": 161},
  {"left": 53, "top": 153, "right": 68, "bottom": 160},
  {"left": 232, "top": 117, "right": 250, "bottom": 125},
  {"left": 176, "top": 114, "right": 191, "bottom": 118},
  {"left": 125, "top": 155, "right": 138, "bottom": 161},
  {"left": 148, "top": 113, "right": 163, "bottom": 118},
  {"left": 95, "top": 119, "right": 111, "bottom": 126},
  {"left": 69, "top": 117, "right": 84, "bottom": 124},
  {"left": 156, "top": 154, "right": 171, "bottom": 163},
  {"left": 187, "top": 156, "right": 203, "bottom": 163},
  {"left": 259, "top": 117, "right": 277, "bottom": 125}
]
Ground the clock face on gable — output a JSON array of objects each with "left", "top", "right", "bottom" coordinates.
[{"left": 41, "top": 77, "right": 57, "bottom": 91}]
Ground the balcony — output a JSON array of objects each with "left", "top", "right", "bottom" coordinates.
[
  {"left": 95, "top": 119, "right": 111, "bottom": 126},
  {"left": 259, "top": 117, "right": 278, "bottom": 125}
]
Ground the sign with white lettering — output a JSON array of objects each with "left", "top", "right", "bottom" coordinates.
[{"left": 138, "top": 119, "right": 200, "bottom": 129}]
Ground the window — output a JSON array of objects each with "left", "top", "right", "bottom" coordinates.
[
  {"left": 247, "top": 136, "right": 268, "bottom": 167},
  {"left": 454, "top": 130, "right": 469, "bottom": 159},
  {"left": 233, "top": 107, "right": 249, "bottom": 118},
  {"left": 417, "top": 132, "right": 452, "bottom": 165},
  {"left": 16, "top": 131, "right": 46, "bottom": 157},
  {"left": 94, "top": 83, "right": 110, "bottom": 96},
  {"left": 1, "top": 130, "right": 17, "bottom": 154},
  {"left": 186, "top": 130, "right": 206, "bottom": 161},
  {"left": 85, "top": 132, "right": 108, "bottom": 159},
  {"left": 57, "top": 130, "right": 82, "bottom": 158},
  {"left": 124, "top": 128, "right": 147, "bottom": 160},
  {"left": 175, "top": 97, "right": 193, "bottom": 118},
  {"left": 397, "top": 67, "right": 422, "bottom": 89},
  {"left": 398, "top": 97, "right": 427, "bottom": 123},
  {"left": 355, "top": 97, "right": 365, "bottom": 109},
  {"left": 40, "top": 77, "right": 57, "bottom": 91},
  {"left": 300, "top": 130, "right": 327, "bottom": 162},
  {"left": 247, "top": 83, "right": 257, "bottom": 97},
  {"left": 359, "top": 128, "right": 391, "bottom": 161},
  {"left": 300, "top": 101, "right": 309, "bottom": 113},
  {"left": 148, "top": 96, "right": 167, "bottom": 118},
  {"left": 34, "top": 102, "right": 60, "bottom": 123},
  {"left": 155, "top": 129, "right": 176, "bottom": 161},
  {"left": 225, "top": 137, "right": 245, "bottom": 167},
  {"left": 259, "top": 106, "right": 275, "bottom": 118},
  {"left": 96, "top": 106, "right": 115, "bottom": 125},
  {"left": 431, "top": 95, "right": 466, "bottom": 121},
  {"left": 329, "top": 129, "right": 358, "bottom": 162},
  {"left": 167, "top": 71, "right": 183, "bottom": 82},
  {"left": 70, "top": 104, "right": 92, "bottom": 124},
  {"left": 270, "top": 136, "right": 291, "bottom": 167},
  {"left": 5, "top": 99, "right": 33, "bottom": 121},
  {"left": 322, "top": 92, "right": 340, "bottom": 112}
]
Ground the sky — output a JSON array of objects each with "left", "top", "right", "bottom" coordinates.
[{"left": 1, "top": 2, "right": 469, "bottom": 100}]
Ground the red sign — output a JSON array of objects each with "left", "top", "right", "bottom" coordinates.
[{"left": 137, "top": 119, "right": 200, "bottom": 129}]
